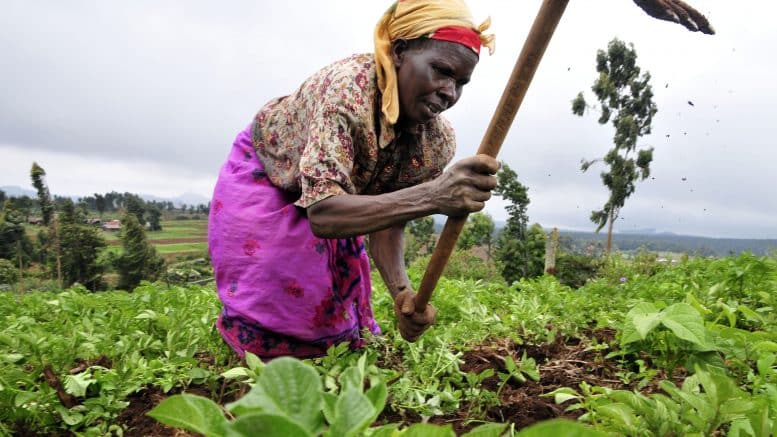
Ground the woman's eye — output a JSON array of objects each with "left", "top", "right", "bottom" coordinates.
[{"left": 433, "top": 66, "right": 453, "bottom": 77}]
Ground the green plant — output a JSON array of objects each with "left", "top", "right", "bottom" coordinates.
[
  {"left": 617, "top": 301, "right": 715, "bottom": 376},
  {"left": 0, "top": 259, "right": 16, "bottom": 285},
  {"left": 150, "top": 355, "right": 509, "bottom": 437},
  {"left": 497, "top": 352, "right": 540, "bottom": 395}
]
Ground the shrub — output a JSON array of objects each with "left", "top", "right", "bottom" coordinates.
[
  {"left": 0, "top": 258, "right": 17, "bottom": 285},
  {"left": 555, "top": 252, "right": 603, "bottom": 288},
  {"left": 409, "top": 249, "right": 503, "bottom": 283}
]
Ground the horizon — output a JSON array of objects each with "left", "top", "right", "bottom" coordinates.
[{"left": 5, "top": 181, "right": 775, "bottom": 242}]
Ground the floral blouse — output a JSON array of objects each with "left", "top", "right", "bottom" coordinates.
[{"left": 251, "top": 53, "right": 457, "bottom": 208}]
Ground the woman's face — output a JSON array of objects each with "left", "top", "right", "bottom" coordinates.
[{"left": 392, "top": 39, "right": 479, "bottom": 129}]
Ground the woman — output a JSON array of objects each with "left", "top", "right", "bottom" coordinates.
[{"left": 208, "top": 0, "right": 499, "bottom": 359}]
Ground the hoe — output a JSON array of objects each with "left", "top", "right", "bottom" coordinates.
[{"left": 414, "top": 0, "right": 715, "bottom": 315}]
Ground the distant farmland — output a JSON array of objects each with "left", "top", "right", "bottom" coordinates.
[{"left": 104, "top": 218, "right": 208, "bottom": 260}]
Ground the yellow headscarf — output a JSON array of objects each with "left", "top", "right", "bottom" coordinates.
[{"left": 374, "top": 0, "right": 495, "bottom": 125}]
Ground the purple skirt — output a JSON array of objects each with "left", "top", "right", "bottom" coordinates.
[{"left": 207, "top": 125, "right": 380, "bottom": 359}]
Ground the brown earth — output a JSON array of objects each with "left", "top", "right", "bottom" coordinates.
[
  {"left": 114, "top": 330, "right": 636, "bottom": 436},
  {"left": 377, "top": 328, "right": 625, "bottom": 434}
]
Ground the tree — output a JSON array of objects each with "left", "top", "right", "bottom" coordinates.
[
  {"left": 404, "top": 216, "right": 435, "bottom": 265},
  {"left": 11, "top": 196, "right": 33, "bottom": 221},
  {"left": 147, "top": 206, "right": 162, "bottom": 231},
  {"left": 457, "top": 212, "right": 495, "bottom": 256},
  {"left": 31, "top": 163, "right": 54, "bottom": 226},
  {"left": 59, "top": 222, "right": 106, "bottom": 290},
  {"left": 0, "top": 190, "right": 5, "bottom": 206},
  {"left": 0, "top": 201, "right": 33, "bottom": 263},
  {"left": 76, "top": 200, "right": 90, "bottom": 222},
  {"left": 59, "top": 199, "right": 77, "bottom": 225},
  {"left": 113, "top": 213, "right": 164, "bottom": 291},
  {"left": 94, "top": 193, "right": 107, "bottom": 217},
  {"left": 493, "top": 163, "right": 540, "bottom": 284},
  {"left": 124, "top": 195, "right": 146, "bottom": 225},
  {"left": 53, "top": 198, "right": 106, "bottom": 289},
  {"left": 30, "top": 162, "right": 62, "bottom": 286},
  {"left": 572, "top": 38, "right": 657, "bottom": 254}
]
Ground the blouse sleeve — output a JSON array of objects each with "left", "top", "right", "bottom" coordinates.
[{"left": 295, "top": 100, "right": 361, "bottom": 209}]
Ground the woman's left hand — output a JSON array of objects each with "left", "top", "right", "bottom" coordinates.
[{"left": 393, "top": 289, "right": 437, "bottom": 342}]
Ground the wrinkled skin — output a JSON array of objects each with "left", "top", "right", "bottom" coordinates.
[{"left": 633, "top": 0, "right": 715, "bottom": 34}]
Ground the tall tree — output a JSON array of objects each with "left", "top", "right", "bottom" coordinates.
[
  {"left": 30, "top": 163, "right": 62, "bottom": 286},
  {"left": 30, "top": 163, "right": 54, "bottom": 226},
  {"left": 572, "top": 38, "right": 657, "bottom": 254},
  {"left": 113, "top": 213, "right": 164, "bottom": 291},
  {"left": 494, "top": 163, "right": 536, "bottom": 284}
]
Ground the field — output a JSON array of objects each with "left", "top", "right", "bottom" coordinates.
[
  {"left": 0, "top": 252, "right": 775, "bottom": 436},
  {"left": 102, "top": 218, "right": 208, "bottom": 261}
]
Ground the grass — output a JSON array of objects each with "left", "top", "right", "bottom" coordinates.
[
  {"left": 149, "top": 220, "right": 208, "bottom": 240},
  {"left": 155, "top": 242, "right": 208, "bottom": 254},
  {"left": 98, "top": 219, "right": 209, "bottom": 260}
]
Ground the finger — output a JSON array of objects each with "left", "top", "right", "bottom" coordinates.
[
  {"left": 471, "top": 154, "right": 500, "bottom": 174},
  {"left": 427, "top": 305, "right": 437, "bottom": 323},
  {"left": 457, "top": 155, "right": 498, "bottom": 175},
  {"left": 399, "top": 324, "right": 421, "bottom": 341},
  {"left": 465, "top": 199, "right": 486, "bottom": 213},
  {"left": 401, "top": 294, "right": 415, "bottom": 316},
  {"left": 470, "top": 174, "right": 497, "bottom": 191},
  {"left": 468, "top": 187, "right": 492, "bottom": 202}
]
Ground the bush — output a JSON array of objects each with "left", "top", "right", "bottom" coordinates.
[
  {"left": 165, "top": 258, "right": 213, "bottom": 284},
  {"left": 596, "top": 249, "right": 669, "bottom": 286},
  {"left": 554, "top": 252, "right": 603, "bottom": 288},
  {"left": 0, "top": 258, "right": 17, "bottom": 285},
  {"left": 409, "top": 249, "right": 503, "bottom": 283}
]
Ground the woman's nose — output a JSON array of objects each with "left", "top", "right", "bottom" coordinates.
[{"left": 438, "top": 80, "right": 457, "bottom": 105}]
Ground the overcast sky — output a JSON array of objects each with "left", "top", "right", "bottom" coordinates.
[{"left": 1, "top": 1, "right": 775, "bottom": 239}]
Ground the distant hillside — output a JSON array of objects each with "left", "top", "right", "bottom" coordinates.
[
  {"left": 1, "top": 185, "right": 209, "bottom": 208},
  {"left": 558, "top": 230, "right": 777, "bottom": 257},
  {"left": 1, "top": 185, "right": 36, "bottom": 198},
  {"left": 428, "top": 215, "right": 776, "bottom": 257}
]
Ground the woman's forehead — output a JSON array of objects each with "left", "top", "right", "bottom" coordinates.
[{"left": 416, "top": 39, "right": 479, "bottom": 66}]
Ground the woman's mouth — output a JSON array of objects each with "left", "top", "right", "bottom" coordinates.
[{"left": 425, "top": 102, "right": 443, "bottom": 117}]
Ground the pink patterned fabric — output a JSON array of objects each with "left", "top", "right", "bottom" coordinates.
[
  {"left": 251, "top": 54, "right": 456, "bottom": 209},
  {"left": 208, "top": 126, "right": 380, "bottom": 359}
]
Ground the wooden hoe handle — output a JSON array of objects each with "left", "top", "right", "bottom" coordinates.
[{"left": 414, "top": 0, "right": 570, "bottom": 313}]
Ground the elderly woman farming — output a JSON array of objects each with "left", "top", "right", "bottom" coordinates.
[{"left": 208, "top": 0, "right": 499, "bottom": 359}]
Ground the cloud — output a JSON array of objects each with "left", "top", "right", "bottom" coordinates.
[{"left": 1, "top": 0, "right": 775, "bottom": 238}]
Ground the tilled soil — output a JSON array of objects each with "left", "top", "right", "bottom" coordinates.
[{"left": 114, "top": 330, "right": 629, "bottom": 436}]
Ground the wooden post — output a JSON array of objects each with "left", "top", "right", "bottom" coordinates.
[
  {"left": 17, "top": 240, "right": 24, "bottom": 295},
  {"left": 544, "top": 227, "right": 558, "bottom": 275}
]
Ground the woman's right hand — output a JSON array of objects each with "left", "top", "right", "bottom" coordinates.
[{"left": 432, "top": 154, "right": 499, "bottom": 217}]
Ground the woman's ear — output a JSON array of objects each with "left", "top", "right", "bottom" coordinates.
[{"left": 391, "top": 39, "right": 409, "bottom": 68}]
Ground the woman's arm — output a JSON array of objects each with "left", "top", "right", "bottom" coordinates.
[
  {"left": 307, "top": 154, "right": 499, "bottom": 238},
  {"left": 369, "top": 223, "right": 437, "bottom": 342},
  {"left": 368, "top": 224, "right": 411, "bottom": 299}
]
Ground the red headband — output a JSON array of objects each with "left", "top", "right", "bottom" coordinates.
[{"left": 429, "top": 26, "right": 482, "bottom": 55}]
